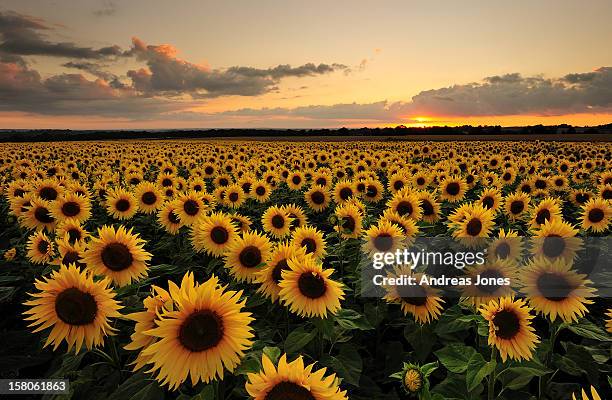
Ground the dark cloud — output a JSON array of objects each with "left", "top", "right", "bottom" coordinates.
[
  {"left": 0, "top": 11, "right": 125, "bottom": 59},
  {"left": 93, "top": 1, "right": 117, "bottom": 17},
  {"left": 126, "top": 38, "right": 347, "bottom": 97},
  {"left": 62, "top": 61, "right": 125, "bottom": 88}
]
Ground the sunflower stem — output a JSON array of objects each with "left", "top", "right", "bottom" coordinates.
[{"left": 487, "top": 346, "right": 497, "bottom": 400}]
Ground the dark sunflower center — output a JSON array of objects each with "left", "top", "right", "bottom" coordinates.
[
  {"left": 292, "top": 176, "right": 301, "bottom": 185},
  {"left": 482, "top": 196, "right": 494, "bottom": 209},
  {"left": 183, "top": 199, "right": 199, "bottom": 216},
  {"left": 35, "top": 207, "right": 55, "bottom": 224},
  {"left": 575, "top": 193, "right": 590, "bottom": 204},
  {"left": 555, "top": 179, "right": 563, "bottom": 187},
  {"left": 421, "top": 200, "right": 434, "bottom": 216},
  {"left": 37, "top": 239, "right": 50, "bottom": 254},
  {"left": 161, "top": 178, "right": 173, "bottom": 187},
  {"left": 169, "top": 211, "right": 181, "bottom": 224},
  {"left": 272, "top": 259, "right": 289, "bottom": 284},
  {"left": 398, "top": 284, "right": 427, "bottom": 306},
  {"left": 495, "top": 242, "right": 511, "bottom": 259},
  {"left": 366, "top": 185, "right": 378, "bottom": 198},
  {"left": 542, "top": 235, "right": 565, "bottom": 258},
  {"left": 535, "top": 179, "right": 547, "bottom": 189},
  {"left": 14, "top": 188, "right": 25, "bottom": 197},
  {"left": 228, "top": 192, "right": 239, "bottom": 202},
  {"left": 62, "top": 251, "right": 83, "bottom": 267},
  {"left": 264, "top": 381, "right": 315, "bottom": 400},
  {"left": 535, "top": 209, "right": 551, "bottom": 225},
  {"left": 255, "top": 186, "right": 266, "bottom": 196},
  {"left": 298, "top": 272, "right": 326, "bottom": 299},
  {"left": 179, "top": 310, "right": 224, "bottom": 352},
  {"left": 301, "top": 238, "right": 317, "bottom": 254},
  {"left": 503, "top": 172, "right": 512, "bottom": 181},
  {"left": 445, "top": 182, "right": 460, "bottom": 196},
  {"left": 68, "top": 228, "right": 82, "bottom": 243},
  {"left": 311, "top": 191, "right": 325, "bottom": 205},
  {"left": 141, "top": 192, "right": 157, "bottom": 205},
  {"left": 466, "top": 218, "right": 483, "bottom": 236},
  {"left": 205, "top": 166, "right": 214, "bottom": 175},
  {"left": 239, "top": 245, "right": 262, "bottom": 268},
  {"left": 603, "top": 189, "right": 612, "bottom": 200},
  {"left": 396, "top": 201, "right": 413, "bottom": 216},
  {"left": 101, "top": 243, "right": 134, "bottom": 271},
  {"left": 316, "top": 178, "right": 327, "bottom": 186},
  {"left": 417, "top": 177, "right": 426, "bottom": 186},
  {"left": 394, "top": 180, "right": 404, "bottom": 190},
  {"left": 271, "top": 215, "right": 285, "bottom": 229},
  {"left": 510, "top": 200, "right": 524, "bottom": 214},
  {"left": 492, "top": 309, "right": 520, "bottom": 340},
  {"left": 39, "top": 187, "right": 58, "bottom": 201},
  {"left": 210, "top": 226, "right": 229, "bottom": 244},
  {"left": 476, "top": 268, "right": 503, "bottom": 294},
  {"left": 241, "top": 183, "right": 251, "bottom": 193},
  {"left": 219, "top": 178, "right": 229, "bottom": 186},
  {"left": 588, "top": 208, "right": 604, "bottom": 223},
  {"left": 55, "top": 287, "right": 97, "bottom": 326},
  {"left": 537, "top": 272, "right": 574, "bottom": 301},
  {"left": 339, "top": 187, "right": 352, "bottom": 200},
  {"left": 341, "top": 216, "right": 356, "bottom": 232},
  {"left": 374, "top": 233, "right": 393, "bottom": 252},
  {"left": 61, "top": 201, "right": 80, "bottom": 217},
  {"left": 115, "top": 199, "right": 131, "bottom": 212}
]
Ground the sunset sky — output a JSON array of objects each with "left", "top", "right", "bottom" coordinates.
[{"left": 1, "top": 0, "right": 611, "bottom": 129}]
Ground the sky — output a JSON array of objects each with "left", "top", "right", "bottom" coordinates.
[{"left": 1, "top": 0, "right": 611, "bottom": 129}]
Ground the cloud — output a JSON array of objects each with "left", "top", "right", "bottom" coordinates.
[
  {"left": 93, "top": 0, "right": 117, "bottom": 17},
  {"left": 62, "top": 61, "right": 125, "bottom": 88},
  {"left": 126, "top": 37, "right": 348, "bottom": 97},
  {"left": 0, "top": 11, "right": 124, "bottom": 59}
]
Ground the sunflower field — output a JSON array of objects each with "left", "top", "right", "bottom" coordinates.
[{"left": 0, "top": 139, "right": 610, "bottom": 400}]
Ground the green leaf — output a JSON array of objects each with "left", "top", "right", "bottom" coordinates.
[
  {"left": 565, "top": 320, "right": 611, "bottom": 342},
  {"left": 262, "top": 346, "right": 281, "bottom": 364},
  {"left": 328, "top": 345, "right": 362, "bottom": 386},
  {"left": 404, "top": 322, "right": 437, "bottom": 362},
  {"left": 129, "top": 381, "right": 164, "bottom": 400},
  {"left": 190, "top": 385, "right": 215, "bottom": 400},
  {"left": 435, "top": 305, "right": 478, "bottom": 335},
  {"left": 466, "top": 354, "right": 495, "bottom": 392},
  {"left": 434, "top": 344, "right": 476, "bottom": 374},
  {"left": 108, "top": 373, "right": 151, "bottom": 400},
  {"left": 334, "top": 308, "right": 374, "bottom": 330},
  {"left": 284, "top": 326, "right": 316, "bottom": 354}
]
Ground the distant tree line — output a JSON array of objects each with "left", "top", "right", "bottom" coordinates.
[{"left": 0, "top": 124, "right": 610, "bottom": 142}]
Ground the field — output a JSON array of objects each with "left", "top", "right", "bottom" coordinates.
[{"left": 0, "top": 139, "right": 610, "bottom": 400}]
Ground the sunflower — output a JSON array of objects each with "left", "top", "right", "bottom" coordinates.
[
  {"left": 124, "top": 285, "right": 172, "bottom": 371},
  {"left": 572, "top": 386, "right": 602, "bottom": 400},
  {"left": 82, "top": 225, "right": 152, "bottom": 286},
  {"left": 480, "top": 297, "right": 539, "bottom": 362},
  {"left": 291, "top": 225, "right": 327, "bottom": 259},
  {"left": 305, "top": 185, "right": 331, "bottom": 212},
  {"left": 362, "top": 220, "right": 405, "bottom": 257},
  {"left": 173, "top": 191, "right": 207, "bottom": 226},
  {"left": 478, "top": 188, "right": 503, "bottom": 213},
  {"left": 134, "top": 182, "right": 163, "bottom": 214},
  {"left": 334, "top": 203, "right": 363, "bottom": 239},
  {"left": 380, "top": 209, "right": 419, "bottom": 240},
  {"left": 521, "top": 257, "right": 595, "bottom": 323},
  {"left": 50, "top": 193, "right": 91, "bottom": 223},
  {"left": 504, "top": 192, "right": 531, "bottom": 221},
  {"left": 416, "top": 190, "right": 441, "bottom": 223},
  {"left": 157, "top": 200, "right": 185, "bottom": 235},
  {"left": 580, "top": 198, "right": 611, "bottom": 233},
  {"left": 279, "top": 253, "right": 344, "bottom": 318},
  {"left": 231, "top": 213, "right": 252, "bottom": 233},
  {"left": 528, "top": 197, "right": 562, "bottom": 230},
  {"left": 286, "top": 171, "right": 306, "bottom": 190},
  {"left": 362, "top": 179, "right": 384, "bottom": 203},
  {"left": 412, "top": 172, "right": 430, "bottom": 190},
  {"left": 462, "top": 258, "right": 518, "bottom": 307},
  {"left": 452, "top": 204, "right": 495, "bottom": 248},
  {"left": 33, "top": 178, "right": 63, "bottom": 201},
  {"left": 224, "top": 184, "right": 246, "bottom": 208},
  {"left": 23, "top": 264, "right": 122, "bottom": 353},
  {"left": 262, "top": 206, "right": 292, "bottom": 238},
  {"left": 20, "top": 197, "right": 57, "bottom": 231},
  {"left": 387, "top": 189, "right": 422, "bottom": 220},
  {"left": 252, "top": 180, "right": 272, "bottom": 202},
  {"left": 105, "top": 187, "right": 138, "bottom": 220},
  {"left": 52, "top": 236, "right": 87, "bottom": 268},
  {"left": 140, "top": 274, "right": 254, "bottom": 389},
  {"left": 256, "top": 242, "right": 305, "bottom": 302},
  {"left": 56, "top": 218, "right": 88, "bottom": 244},
  {"left": 388, "top": 173, "right": 408, "bottom": 194},
  {"left": 570, "top": 189, "right": 594, "bottom": 207},
  {"left": 246, "top": 353, "right": 348, "bottom": 400},
  {"left": 487, "top": 229, "right": 523, "bottom": 262},
  {"left": 225, "top": 231, "right": 272, "bottom": 283},
  {"left": 26, "top": 230, "right": 55, "bottom": 264},
  {"left": 531, "top": 219, "right": 582, "bottom": 262},
  {"left": 606, "top": 309, "right": 612, "bottom": 334},
  {"left": 333, "top": 179, "right": 355, "bottom": 205},
  {"left": 439, "top": 176, "right": 467, "bottom": 203},
  {"left": 191, "top": 212, "right": 239, "bottom": 256},
  {"left": 382, "top": 267, "right": 444, "bottom": 324}
]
